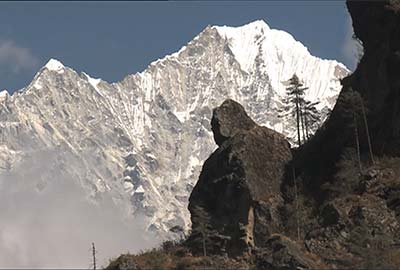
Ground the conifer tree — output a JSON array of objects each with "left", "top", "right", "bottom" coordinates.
[
  {"left": 280, "top": 74, "right": 308, "bottom": 145},
  {"left": 191, "top": 205, "right": 213, "bottom": 257}
]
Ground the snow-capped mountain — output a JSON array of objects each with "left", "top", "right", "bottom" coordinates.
[{"left": 0, "top": 20, "right": 349, "bottom": 238}]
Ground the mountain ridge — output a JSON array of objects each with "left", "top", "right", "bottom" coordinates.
[{"left": 0, "top": 19, "right": 349, "bottom": 240}]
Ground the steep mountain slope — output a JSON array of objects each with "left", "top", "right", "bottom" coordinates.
[{"left": 0, "top": 20, "right": 348, "bottom": 237}]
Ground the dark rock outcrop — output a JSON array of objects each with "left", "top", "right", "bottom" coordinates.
[
  {"left": 346, "top": 1, "right": 400, "bottom": 157},
  {"left": 294, "top": 0, "right": 400, "bottom": 199},
  {"left": 210, "top": 99, "right": 257, "bottom": 146},
  {"left": 188, "top": 99, "right": 292, "bottom": 256}
]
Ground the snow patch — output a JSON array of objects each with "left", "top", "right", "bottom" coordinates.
[
  {"left": 83, "top": 72, "right": 103, "bottom": 96},
  {"left": 135, "top": 185, "right": 145, "bottom": 193},
  {"left": 45, "top": 59, "right": 65, "bottom": 74},
  {"left": 173, "top": 111, "right": 188, "bottom": 123},
  {"left": 189, "top": 156, "right": 201, "bottom": 168},
  {"left": 124, "top": 181, "right": 134, "bottom": 192},
  {"left": 33, "top": 81, "right": 43, "bottom": 90},
  {"left": 0, "top": 90, "right": 9, "bottom": 102}
]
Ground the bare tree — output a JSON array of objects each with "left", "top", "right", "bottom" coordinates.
[
  {"left": 292, "top": 166, "right": 301, "bottom": 241},
  {"left": 360, "top": 98, "right": 375, "bottom": 165},
  {"left": 92, "top": 242, "right": 97, "bottom": 270},
  {"left": 338, "top": 88, "right": 375, "bottom": 170}
]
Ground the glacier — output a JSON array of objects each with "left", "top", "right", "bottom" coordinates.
[{"left": 0, "top": 20, "right": 349, "bottom": 244}]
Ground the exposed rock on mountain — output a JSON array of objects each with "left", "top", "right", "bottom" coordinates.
[{"left": 189, "top": 100, "right": 292, "bottom": 256}]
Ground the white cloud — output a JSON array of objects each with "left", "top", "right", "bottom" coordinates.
[
  {"left": 0, "top": 149, "right": 160, "bottom": 268},
  {"left": 0, "top": 39, "right": 39, "bottom": 74},
  {"left": 341, "top": 15, "right": 363, "bottom": 71}
]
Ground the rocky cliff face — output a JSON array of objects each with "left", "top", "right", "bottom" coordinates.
[
  {"left": 294, "top": 0, "right": 400, "bottom": 193},
  {"left": 346, "top": 1, "right": 400, "bottom": 156}
]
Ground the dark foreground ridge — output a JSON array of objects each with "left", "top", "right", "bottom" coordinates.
[{"left": 107, "top": 1, "right": 400, "bottom": 269}]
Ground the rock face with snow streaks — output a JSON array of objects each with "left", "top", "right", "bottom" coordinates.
[{"left": 0, "top": 20, "right": 348, "bottom": 237}]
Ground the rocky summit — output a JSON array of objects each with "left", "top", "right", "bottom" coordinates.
[{"left": 189, "top": 99, "right": 292, "bottom": 257}]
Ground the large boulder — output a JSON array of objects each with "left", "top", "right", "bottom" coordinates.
[{"left": 188, "top": 99, "right": 292, "bottom": 257}]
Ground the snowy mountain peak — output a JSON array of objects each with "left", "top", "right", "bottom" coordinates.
[
  {"left": 0, "top": 21, "right": 349, "bottom": 243},
  {"left": 213, "top": 20, "right": 310, "bottom": 73},
  {"left": 246, "top": 19, "right": 270, "bottom": 28},
  {"left": 213, "top": 19, "right": 270, "bottom": 34},
  {"left": 44, "top": 58, "right": 65, "bottom": 73}
]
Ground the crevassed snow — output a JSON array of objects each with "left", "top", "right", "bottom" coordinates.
[{"left": 45, "top": 58, "right": 65, "bottom": 74}]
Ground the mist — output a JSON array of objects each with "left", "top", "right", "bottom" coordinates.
[{"left": 0, "top": 149, "right": 160, "bottom": 268}]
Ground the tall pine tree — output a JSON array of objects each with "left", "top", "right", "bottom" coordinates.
[{"left": 282, "top": 74, "right": 307, "bottom": 145}]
